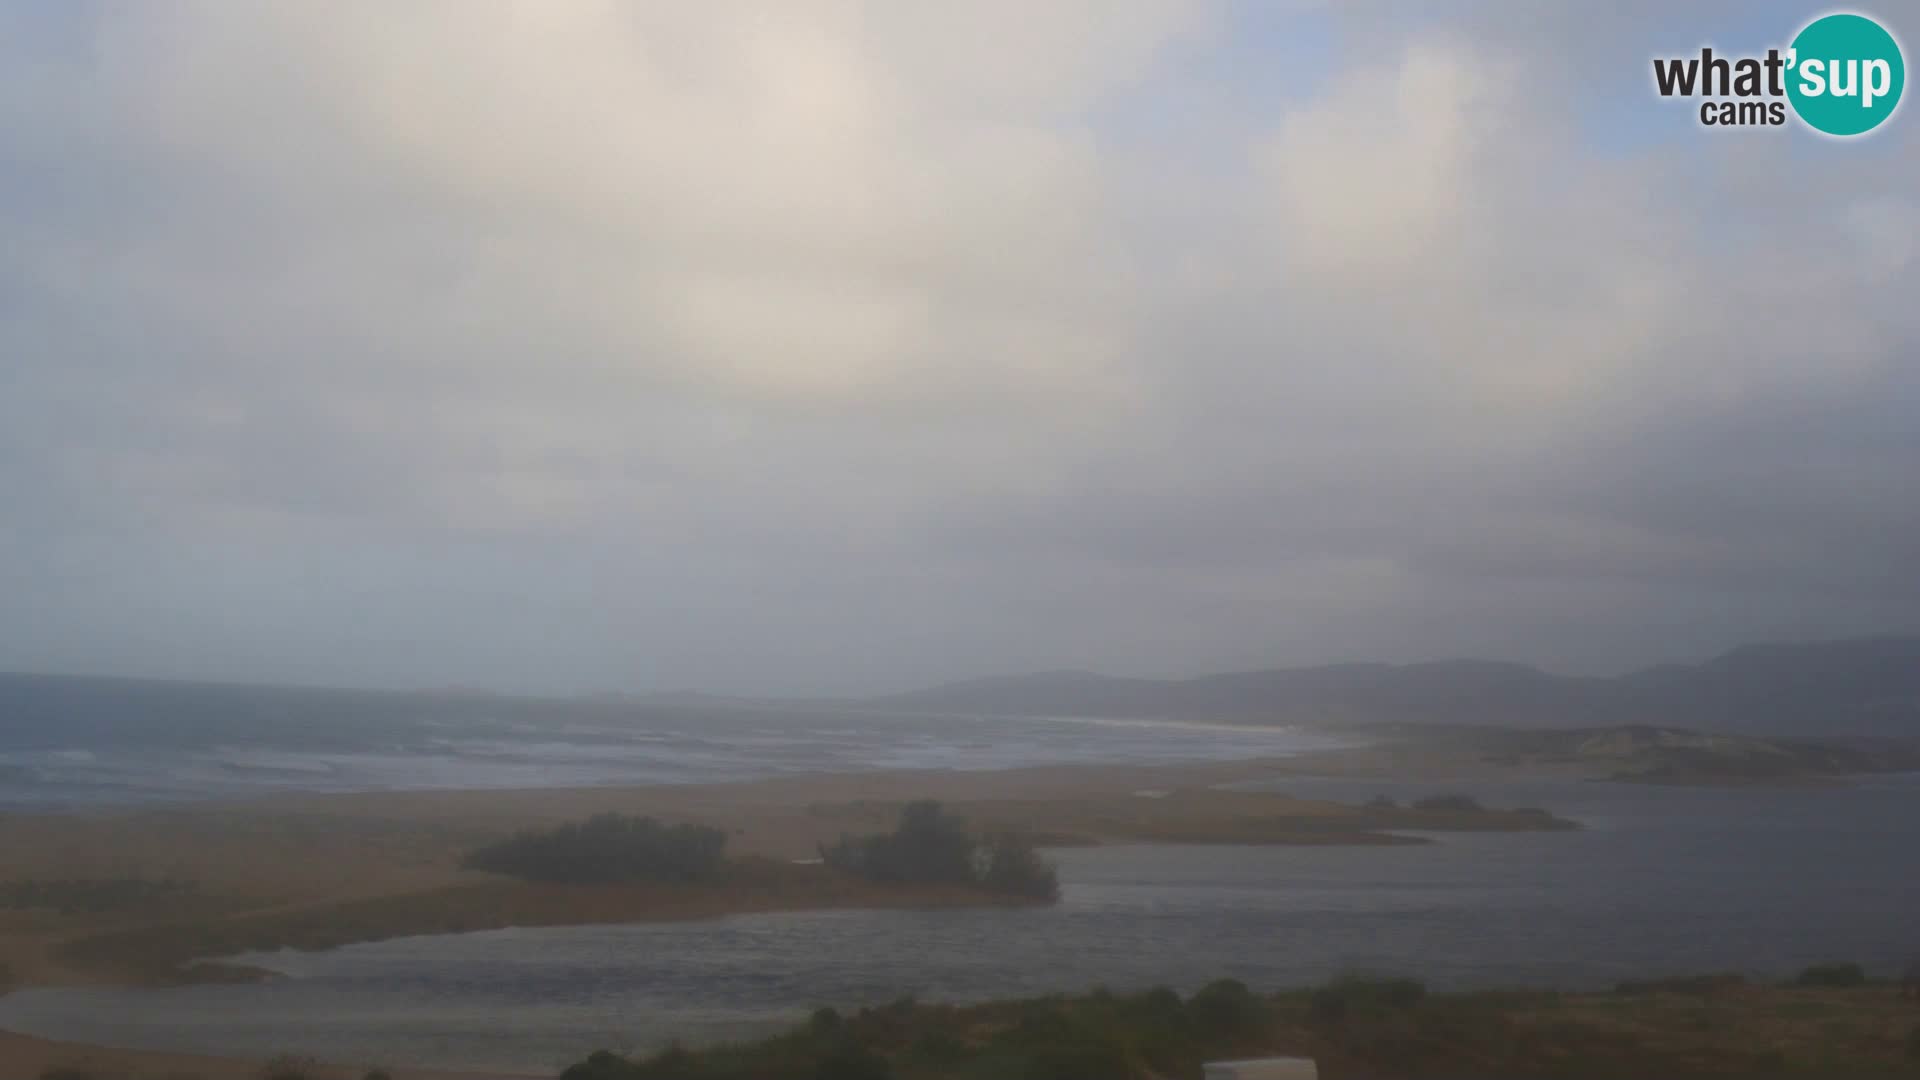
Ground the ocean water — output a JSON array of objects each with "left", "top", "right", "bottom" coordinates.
[
  {"left": 0, "top": 674, "right": 1333, "bottom": 809},
  {"left": 3, "top": 774, "right": 1917, "bottom": 1073}
]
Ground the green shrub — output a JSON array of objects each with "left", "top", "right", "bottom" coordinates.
[
  {"left": 1139, "top": 985, "right": 1183, "bottom": 1016},
  {"left": 821, "top": 801, "right": 1059, "bottom": 899},
  {"left": 809, "top": 1006, "right": 844, "bottom": 1036},
  {"left": 1615, "top": 973, "right": 1747, "bottom": 996},
  {"left": 462, "top": 813, "right": 726, "bottom": 884},
  {"left": 1020, "top": 1038, "right": 1130, "bottom": 1080},
  {"left": 1003, "top": 1005, "right": 1076, "bottom": 1046},
  {"left": 813, "top": 1044, "right": 892, "bottom": 1080},
  {"left": 1794, "top": 962, "right": 1867, "bottom": 988},
  {"left": 559, "top": 1049, "right": 637, "bottom": 1080},
  {"left": 977, "top": 831, "right": 1060, "bottom": 900},
  {"left": 909, "top": 1030, "right": 968, "bottom": 1064},
  {"left": 260, "top": 1056, "right": 320, "bottom": 1080},
  {"left": 1189, "top": 977, "right": 1267, "bottom": 1035},
  {"left": 557, "top": 1044, "right": 709, "bottom": 1080},
  {"left": 1312, "top": 975, "right": 1427, "bottom": 1021},
  {"left": 821, "top": 801, "right": 976, "bottom": 885}
]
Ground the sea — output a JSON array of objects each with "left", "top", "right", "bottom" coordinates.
[
  {"left": 1, "top": 673, "right": 1917, "bottom": 1073},
  {"left": 0, "top": 673, "right": 1333, "bottom": 810}
]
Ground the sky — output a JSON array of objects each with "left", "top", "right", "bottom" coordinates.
[{"left": 1, "top": 2, "right": 1916, "bottom": 696}]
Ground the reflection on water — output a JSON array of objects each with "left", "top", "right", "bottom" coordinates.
[{"left": 2, "top": 776, "right": 1916, "bottom": 1072}]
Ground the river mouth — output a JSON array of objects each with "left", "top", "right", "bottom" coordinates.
[{"left": 4, "top": 775, "right": 1917, "bottom": 1073}]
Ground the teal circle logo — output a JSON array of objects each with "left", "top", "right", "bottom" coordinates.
[{"left": 1787, "top": 13, "right": 1905, "bottom": 136}]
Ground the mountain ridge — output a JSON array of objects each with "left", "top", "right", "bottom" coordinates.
[{"left": 873, "top": 635, "right": 1920, "bottom": 736}]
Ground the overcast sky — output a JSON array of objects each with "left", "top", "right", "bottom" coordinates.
[{"left": 2, "top": 2, "right": 1916, "bottom": 695}]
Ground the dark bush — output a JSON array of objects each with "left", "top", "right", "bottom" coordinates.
[
  {"left": 1140, "top": 985, "right": 1184, "bottom": 1016},
  {"left": 809, "top": 1006, "right": 844, "bottom": 1036},
  {"left": 1020, "top": 1038, "right": 1131, "bottom": 1080},
  {"left": 1793, "top": 962, "right": 1867, "bottom": 987},
  {"left": 1615, "top": 973, "right": 1747, "bottom": 996},
  {"left": 363, "top": 1071, "right": 393, "bottom": 1080},
  {"left": 977, "top": 831, "right": 1060, "bottom": 900},
  {"left": 1003, "top": 1005, "right": 1076, "bottom": 1046},
  {"left": 1, "top": 877, "right": 196, "bottom": 913},
  {"left": 821, "top": 801, "right": 975, "bottom": 885},
  {"left": 821, "top": 801, "right": 1059, "bottom": 899},
  {"left": 558, "top": 1045, "right": 705, "bottom": 1080},
  {"left": 1905, "top": 1024, "right": 1920, "bottom": 1060},
  {"left": 1312, "top": 975, "right": 1427, "bottom": 1021},
  {"left": 559, "top": 1049, "right": 636, "bottom": 1080},
  {"left": 1189, "top": 977, "right": 1268, "bottom": 1035},
  {"left": 813, "top": 1044, "right": 892, "bottom": 1080},
  {"left": 1411, "top": 793, "right": 1485, "bottom": 812},
  {"left": 462, "top": 813, "right": 726, "bottom": 884},
  {"left": 260, "top": 1056, "right": 320, "bottom": 1080},
  {"left": 910, "top": 1030, "right": 968, "bottom": 1064},
  {"left": 39, "top": 1069, "right": 94, "bottom": 1080}
]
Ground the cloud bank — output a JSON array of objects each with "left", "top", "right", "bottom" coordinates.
[{"left": 2, "top": 1, "right": 1915, "bottom": 693}]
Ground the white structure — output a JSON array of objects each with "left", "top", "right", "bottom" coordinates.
[{"left": 1202, "top": 1057, "right": 1318, "bottom": 1080}]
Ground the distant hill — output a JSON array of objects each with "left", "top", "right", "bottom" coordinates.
[
  {"left": 873, "top": 636, "right": 1920, "bottom": 736},
  {"left": 1434, "top": 723, "right": 1920, "bottom": 783}
]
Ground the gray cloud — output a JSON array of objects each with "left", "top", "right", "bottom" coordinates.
[{"left": 2, "top": 2, "right": 1915, "bottom": 694}]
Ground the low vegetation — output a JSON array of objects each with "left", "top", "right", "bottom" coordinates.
[
  {"left": 1793, "top": 961, "right": 1868, "bottom": 987},
  {"left": 34, "top": 1063, "right": 391, "bottom": 1080},
  {"left": 260, "top": 1055, "right": 322, "bottom": 1080},
  {"left": 55, "top": 851, "right": 1044, "bottom": 986},
  {"left": 1310, "top": 974, "right": 1426, "bottom": 1020},
  {"left": 1340, "top": 792, "right": 1568, "bottom": 836},
  {"left": 461, "top": 813, "right": 728, "bottom": 884},
  {"left": 1409, "top": 793, "right": 1485, "bottom": 812},
  {"left": 558, "top": 963, "right": 1920, "bottom": 1080},
  {"left": 1615, "top": 972, "right": 1748, "bottom": 996},
  {"left": 820, "top": 801, "right": 1059, "bottom": 901},
  {"left": 0, "top": 876, "right": 198, "bottom": 913}
]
